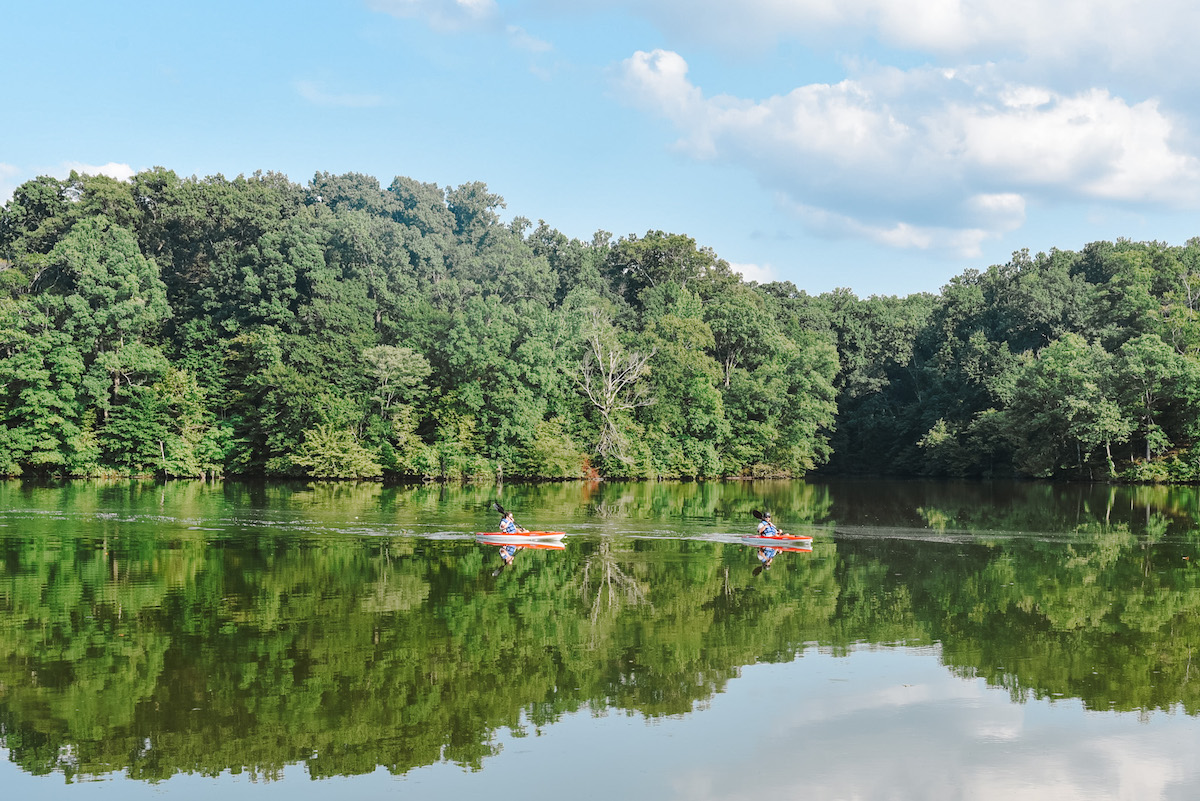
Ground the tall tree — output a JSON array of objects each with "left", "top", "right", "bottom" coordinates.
[{"left": 577, "top": 308, "right": 655, "bottom": 470}]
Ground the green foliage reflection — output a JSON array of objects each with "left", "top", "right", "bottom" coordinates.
[{"left": 1, "top": 479, "right": 1200, "bottom": 782}]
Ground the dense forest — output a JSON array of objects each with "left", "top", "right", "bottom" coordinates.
[{"left": 1, "top": 168, "right": 1198, "bottom": 481}]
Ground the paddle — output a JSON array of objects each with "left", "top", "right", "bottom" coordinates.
[
  {"left": 751, "top": 508, "right": 789, "bottom": 540},
  {"left": 751, "top": 509, "right": 776, "bottom": 530},
  {"left": 491, "top": 502, "right": 527, "bottom": 532}
]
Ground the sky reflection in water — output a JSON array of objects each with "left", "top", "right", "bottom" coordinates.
[{"left": 2, "top": 478, "right": 1200, "bottom": 800}]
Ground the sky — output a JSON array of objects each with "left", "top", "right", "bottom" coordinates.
[{"left": 4, "top": 0, "right": 1200, "bottom": 297}]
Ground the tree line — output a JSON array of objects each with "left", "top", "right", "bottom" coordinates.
[{"left": 1, "top": 167, "right": 1198, "bottom": 480}]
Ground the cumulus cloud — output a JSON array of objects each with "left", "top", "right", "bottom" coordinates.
[
  {"left": 0, "top": 162, "right": 137, "bottom": 205},
  {"left": 730, "top": 262, "right": 775, "bottom": 284},
  {"left": 782, "top": 199, "right": 1011, "bottom": 259},
  {"left": 295, "top": 80, "right": 385, "bottom": 108},
  {"left": 63, "top": 162, "right": 136, "bottom": 182},
  {"left": 618, "top": 49, "right": 1200, "bottom": 255}
]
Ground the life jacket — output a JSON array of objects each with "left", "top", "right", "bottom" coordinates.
[
  {"left": 500, "top": 517, "right": 517, "bottom": 533},
  {"left": 759, "top": 522, "right": 778, "bottom": 536}
]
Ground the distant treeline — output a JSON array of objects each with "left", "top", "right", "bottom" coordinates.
[{"left": 0, "top": 168, "right": 1197, "bottom": 481}]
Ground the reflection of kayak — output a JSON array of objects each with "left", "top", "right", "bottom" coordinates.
[
  {"left": 475, "top": 537, "right": 564, "bottom": 551},
  {"left": 741, "top": 541, "right": 811, "bottom": 554},
  {"left": 741, "top": 534, "right": 813, "bottom": 551},
  {"left": 476, "top": 533, "right": 565, "bottom": 549}
]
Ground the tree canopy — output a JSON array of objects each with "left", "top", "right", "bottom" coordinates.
[{"left": 2, "top": 169, "right": 1199, "bottom": 481}]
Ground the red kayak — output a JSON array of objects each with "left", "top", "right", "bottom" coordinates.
[
  {"left": 742, "top": 533, "right": 813, "bottom": 546},
  {"left": 476, "top": 531, "right": 565, "bottom": 542}
]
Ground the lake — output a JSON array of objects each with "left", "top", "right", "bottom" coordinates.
[{"left": 2, "top": 478, "right": 1199, "bottom": 799}]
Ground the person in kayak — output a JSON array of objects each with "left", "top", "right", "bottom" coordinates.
[
  {"left": 757, "top": 512, "right": 778, "bottom": 537},
  {"left": 499, "top": 510, "right": 527, "bottom": 534}
]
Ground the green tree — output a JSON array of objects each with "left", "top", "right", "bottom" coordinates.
[
  {"left": 1004, "top": 334, "right": 1130, "bottom": 478},
  {"left": 604, "top": 231, "right": 733, "bottom": 308},
  {"left": 363, "top": 345, "right": 431, "bottom": 414},
  {"left": 642, "top": 289, "right": 729, "bottom": 477},
  {"left": 1116, "top": 334, "right": 1200, "bottom": 463},
  {"left": 0, "top": 301, "right": 85, "bottom": 473},
  {"left": 292, "top": 423, "right": 383, "bottom": 478}
]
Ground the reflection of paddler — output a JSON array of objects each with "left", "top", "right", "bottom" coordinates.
[
  {"left": 753, "top": 544, "right": 780, "bottom": 577},
  {"left": 492, "top": 543, "right": 520, "bottom": 576}
]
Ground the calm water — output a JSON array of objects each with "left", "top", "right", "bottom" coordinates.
[{"left": 2, "top": 479, "right": 1200, "bottom": 800}]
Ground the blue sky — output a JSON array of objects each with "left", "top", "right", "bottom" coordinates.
[{"left": 4, "top": 0, "right": 1200, "bottom": 297}]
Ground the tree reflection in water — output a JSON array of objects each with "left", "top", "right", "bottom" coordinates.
[
  {"left": 3, "top": 478, "right": 1200, "bottom": 784},
  {"left": 581, "top": 538, "right": 648, "bottom": 625}
]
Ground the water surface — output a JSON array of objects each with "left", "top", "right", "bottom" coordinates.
[{"left": 1, "top": 479, "right": 1199, "bottom": 799}]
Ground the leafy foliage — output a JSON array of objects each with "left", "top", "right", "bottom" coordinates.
[{"left": 4, "top": 167, "right": 1200, "bottom": 480}]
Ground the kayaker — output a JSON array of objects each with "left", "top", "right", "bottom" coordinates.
[
  {"left": 757, "top": 512, "right": 778, "bottom": 537},
  {"left": 499, "top": 510, "right": 527, "bottom": 534}
]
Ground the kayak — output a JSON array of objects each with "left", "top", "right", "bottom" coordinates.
[
  {"left": 477, "top": 535, "right": 565, "bottom": 551},
  {"left": 741, "top": 537, "right": 811, "bottom": 554},
  {"left": 741, "top": 533, "right": 813, "bottom": 546},
  {"left": 476, "top": 531, "right": 566, "bottom": 542}
]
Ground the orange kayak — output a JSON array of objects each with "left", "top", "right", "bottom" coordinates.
[
  {"left": 742, "top": 533, "right": 813, "bottom": 546},
  {"left": 476, "top": 531, "right": 565, "bottom": 542}
]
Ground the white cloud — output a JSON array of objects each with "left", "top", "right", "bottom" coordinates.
[
  {"left": 954, "top": 90, "right": 1197, "bottom": 203},
  {"left": 730, "top": 262, "right": 775, "bottom": 284},
  {"left": 62, "top": 162, "right": 136, "bottom": 182},
  {"left": 618, "top": 50, "right": 1200, "bottom": 253},
  {"left": 506, "top": 25, "right": 552, "bottom": 53},
  {"left": 783, "top": 199, "right": 1003, "bottom": 258},
  {"left": 655, "top": 647, "right": 1200, "bottom": 801},
  {"left": 0, "top": 162, "right": 137, "bottom": 205},
  {"left": 295, "top": 80, "right": 385, "bottom": 108},
  {"left": 554, "top": 0, "right": 1200, "bottom": 80}
]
